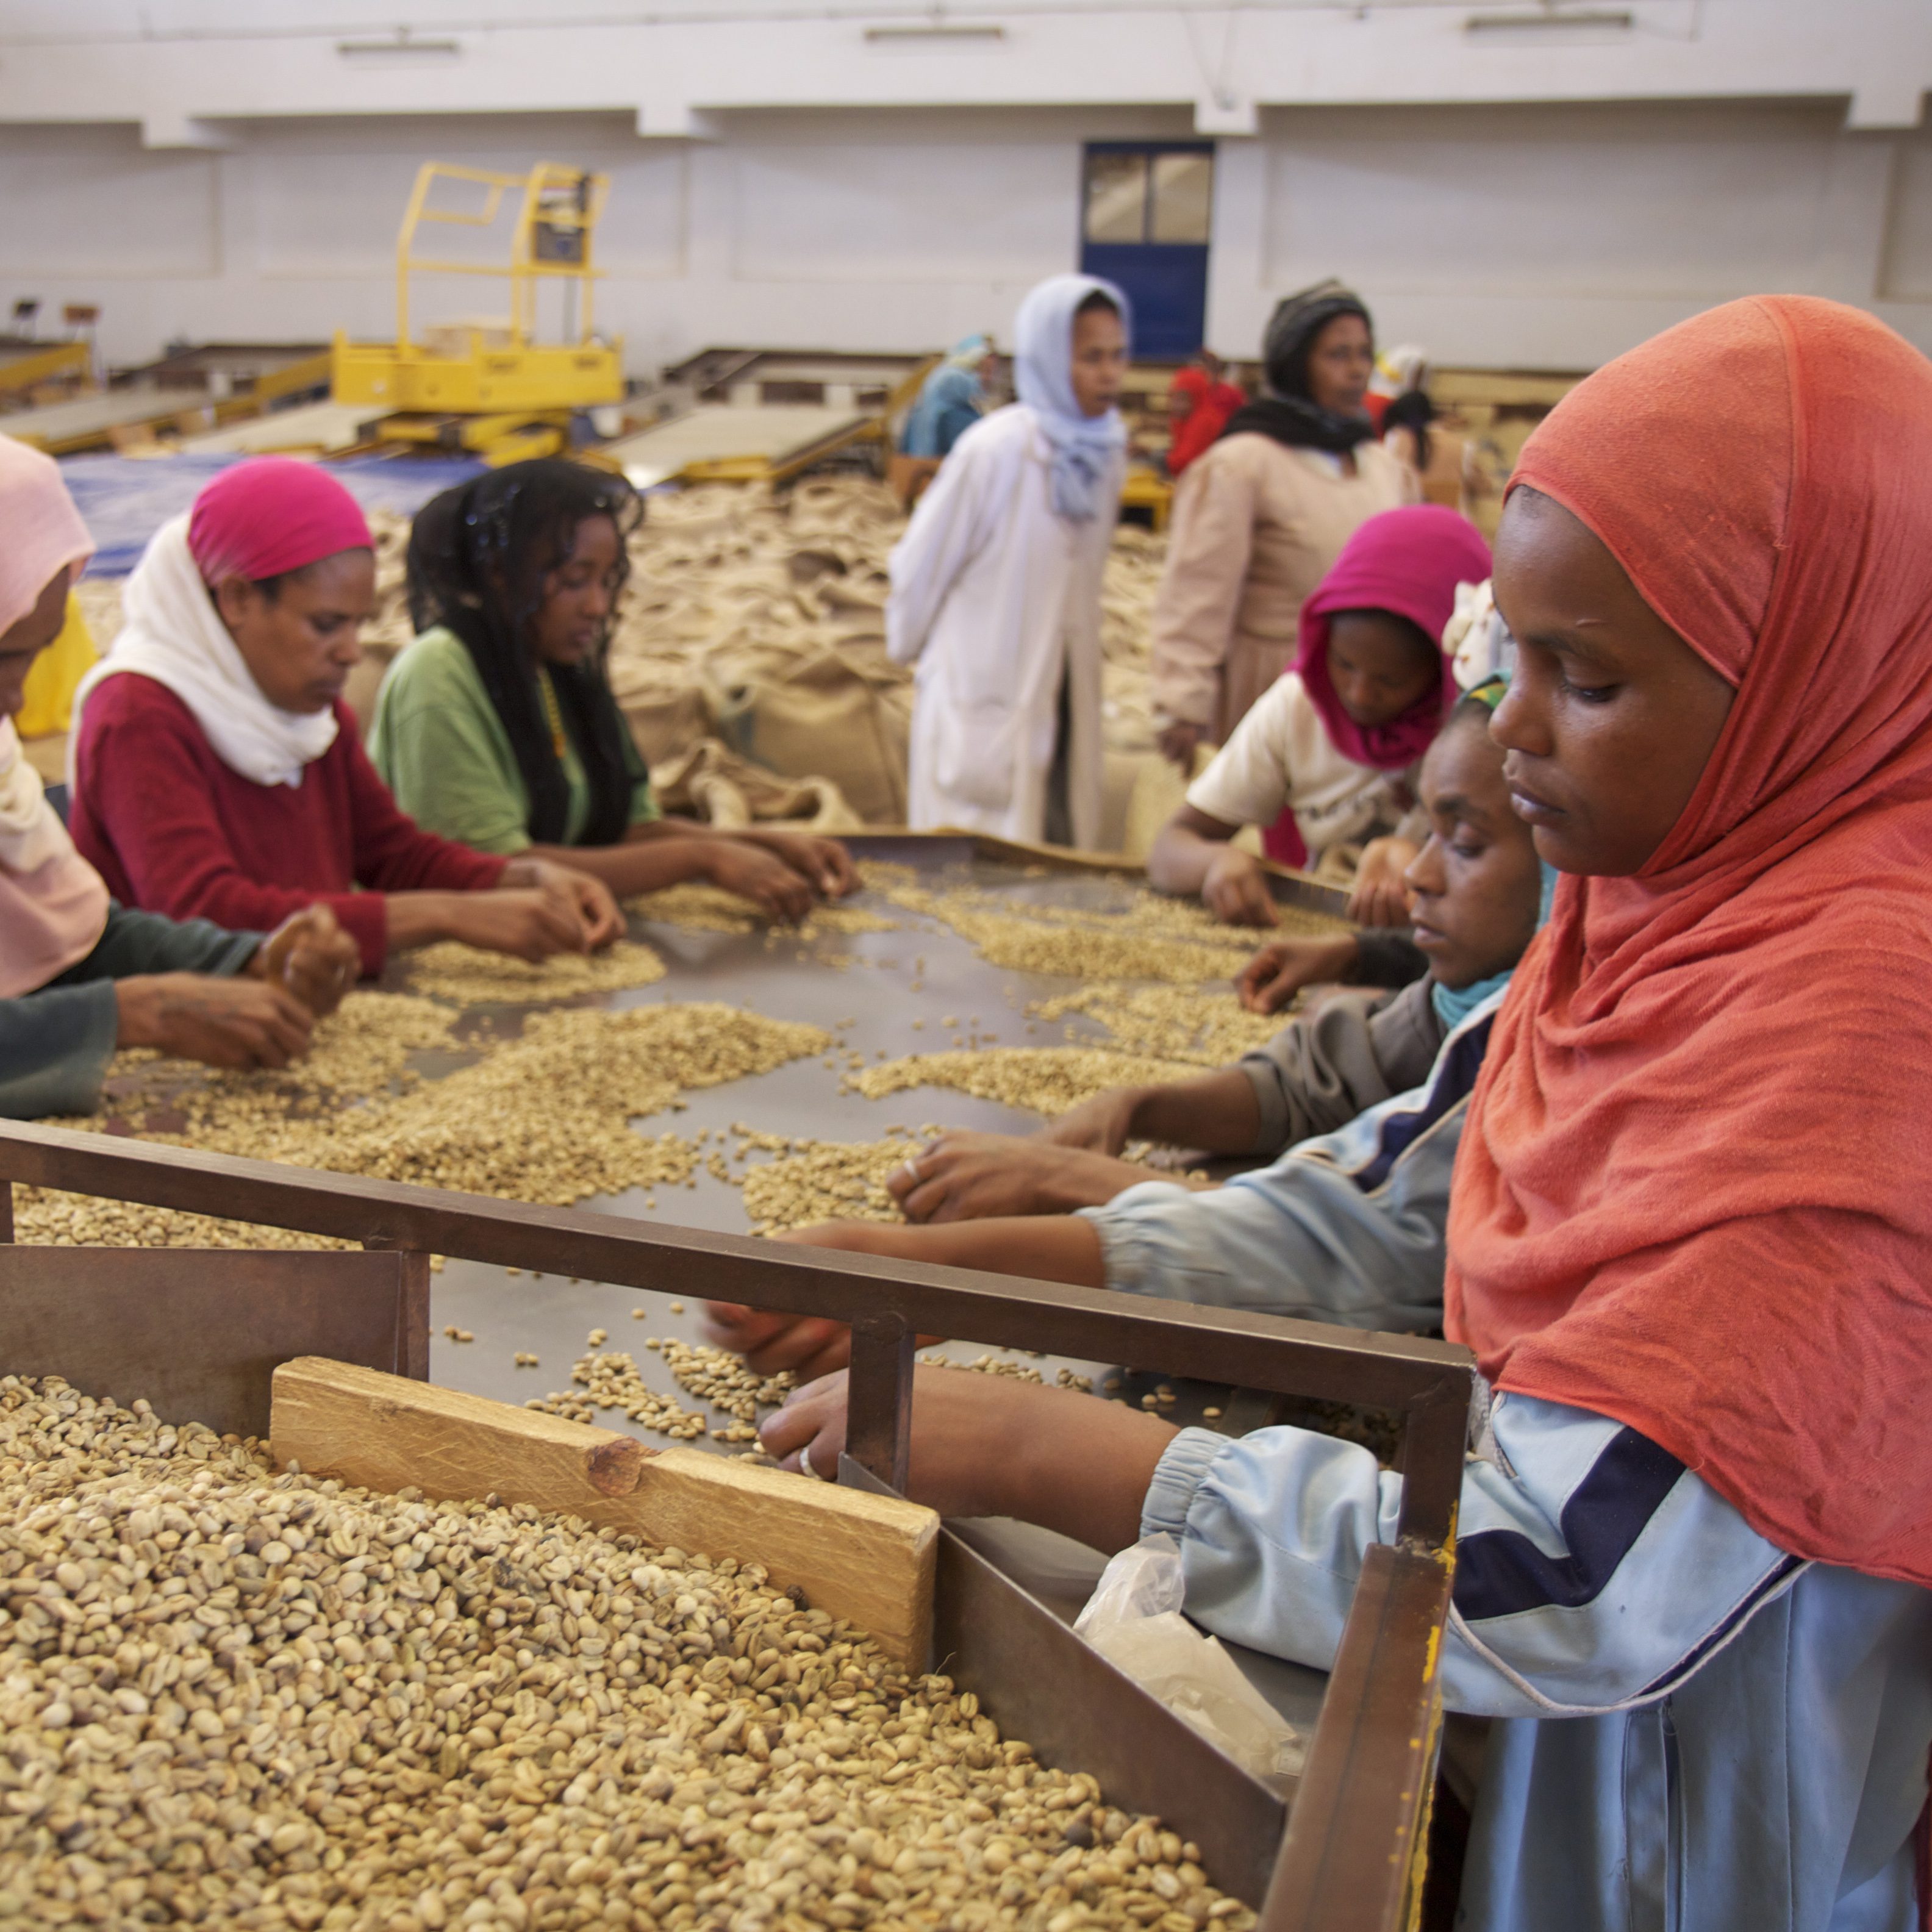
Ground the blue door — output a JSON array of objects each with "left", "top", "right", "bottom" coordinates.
[{"left": 1079, "top": 143, "right": 1214, "bottom": 359}]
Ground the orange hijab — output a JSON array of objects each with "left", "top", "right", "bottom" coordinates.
[{"left": 1447, "top": 296, "right": 1932, "bottom": 1587}]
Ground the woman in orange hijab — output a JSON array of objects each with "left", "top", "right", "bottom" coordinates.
[{"left": 755, "top": 297, "right": 1932, "bottom": 1928}]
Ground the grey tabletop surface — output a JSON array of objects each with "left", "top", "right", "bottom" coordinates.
[{"left": 417, "top": 845, "right": 1249, "bottom": 1437}]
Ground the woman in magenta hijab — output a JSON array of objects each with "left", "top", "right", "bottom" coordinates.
[
  {"left": 1148, "top": 504, "right": 1492, "bottom": 927},
  {"left": 68, "top": 457, "right": 621, "bottom": 979}
]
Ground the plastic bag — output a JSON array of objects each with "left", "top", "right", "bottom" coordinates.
[{"left": 1073, "top": 1536, "right": 1305, "bottom": 1786}]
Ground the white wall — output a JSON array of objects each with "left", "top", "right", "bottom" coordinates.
[
  {"left": 1216, "top": 98, "right": 1922, "bottom": 368},
  {"left": 0, "top": 1, "right": 1927, "bottom": 376},
  {"left": 0, "top": 107, "right": 1194, "bottom": 376},
  {"left": 1, "top": 0, "right": 1927, "bottom": 139}
]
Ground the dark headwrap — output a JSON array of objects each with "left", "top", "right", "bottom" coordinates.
[
  {"left": 1220, "top": 279, "right": 1376, "bottom": 456},
  {"left": 406, "top": 459, "right": 642, "bottom": 848},
  {"left": 1382, "top": 388, "right": 1437, "bottom": 473}
]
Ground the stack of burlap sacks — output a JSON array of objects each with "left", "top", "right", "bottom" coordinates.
[
  {"left": 595, "top": 476, "right": 1172, "bottom": 847},
  {"left": 84, "top": 475, "right": 1178, "bottom": 854}
]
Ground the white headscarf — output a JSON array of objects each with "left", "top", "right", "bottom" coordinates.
[
  {"left": 1012, "top": 274, "right": 1131, "bottom": 523},
  {"left": 73, "top": 513, "right": 338, "bottom": 790}
]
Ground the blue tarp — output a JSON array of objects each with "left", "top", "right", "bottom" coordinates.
[{"left": 59, "top": 451, "right": 487, "bottom": 577}]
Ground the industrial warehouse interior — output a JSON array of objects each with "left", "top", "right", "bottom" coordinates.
[{"left": 0, "top": 4, "right": 1927, "bottom": 1930}]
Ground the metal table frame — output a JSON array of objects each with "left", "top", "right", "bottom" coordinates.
[{"left": 0, "top": 1115, "right": 1471, "bottom": 1932}]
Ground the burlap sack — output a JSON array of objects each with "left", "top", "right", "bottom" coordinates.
[
  {"left": 651, "top": 736, "right": 862, "bottom": 832},
  {"left": 342, "top": 642, "right": 399, "bottom": 737},
  {"left": 707, "top": 637, "right": 912, "bottom": 827},
  {"left": 609, "top": 659, "right": 720, "bottom": 772},
  {"left": 344, "top": 510, "right": 418, "bottom": 737}
]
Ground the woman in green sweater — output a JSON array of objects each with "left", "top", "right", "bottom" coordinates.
[{"left": 371, "top": 461, "right": 856, "bottom": 921}]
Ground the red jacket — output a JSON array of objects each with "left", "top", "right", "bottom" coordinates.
[
  {"left": 1168, "top": 376, "right": 1248, "bottom": 476},
  {"left": 70, "top": 674, "right": 506, "bottom": 978}
]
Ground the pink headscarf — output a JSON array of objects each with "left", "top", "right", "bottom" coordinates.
[
  {"left": 1295, "top": 504, "right": 1493, "bottom": 769},
  {"left": 187, "top": 456, "right": 373, "bottom": 584},
  {"left": 0, "top": 434, "right": 92, "bottom": 633},
  {"left": 1261, "top": 504, "right": 1492, "bottom": 865},
  {"left": 0, "top": 435, "right": 109, "bottom": 998}
]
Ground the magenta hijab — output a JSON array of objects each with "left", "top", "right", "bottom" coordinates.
[
  {"left": 1296, "top": 504, "right": 1493, "bottom": 767},
  {"left": 1262, "top": 504, "right": 1492, "bottom": 866}
]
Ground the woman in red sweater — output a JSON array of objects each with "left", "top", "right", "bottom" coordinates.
[{"left": 69, "top": 459, "right": 620, "bottom": 979}]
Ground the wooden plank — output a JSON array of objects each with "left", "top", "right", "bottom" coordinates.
[
  {"left": 1259, "top": 1542, "right": 1454, "bottom": 1932},
  {"left": 0, "top": 342, "right": 90, "bottom": 396},
  {"left": 178, "top": 399, "right": 377, "bottom": 455},
  {"left": 271, "top": 1358, "right": 939, "bottom": 1668},
  {"left": 949, "top": 831, "right": 1351, "bottom": 919},
  {"left": 1430, "top": 367, "right": 1585, "bottom": 409},
  {"left": 0, "top": 1117, "right": 1473, "bottom": 1419},
  {"left": 1, "top": 387, "right": 207, "bottom": 454}
]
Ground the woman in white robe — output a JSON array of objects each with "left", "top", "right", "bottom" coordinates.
[{"left": 886, "top": 274, "right": 1129, "bottom": 848}]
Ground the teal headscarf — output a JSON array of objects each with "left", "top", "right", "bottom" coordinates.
[
  {"left": 1424, "top": 671, "right": 1557, "bottom": 1031},
  {"left": 1429, "top": 862, "right": 1559, "bottom": 1031}
]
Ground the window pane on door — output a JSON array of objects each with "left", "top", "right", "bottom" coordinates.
[
  {"left": 1084, "top": 152, "right": 1148, "bottom": 245},
  {"left": 1150, "top": 151, "right": 1214, "bottom": 244}
]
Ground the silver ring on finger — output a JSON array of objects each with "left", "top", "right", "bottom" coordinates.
[
  {"left": 800, "top": 1442, "right": 829, "bottom": 1483},
  {"left": 903, "top": 1154, "right": 924, "bottom": 1185}
]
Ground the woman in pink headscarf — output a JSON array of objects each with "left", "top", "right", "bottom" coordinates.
[
  {"left": 0, "top": 436, "right": 363, "bottom": 1117},
  {"left": 1148, "top": 503, "right": 1491, "bottom": 928},
  {"left": 69, "top": 457, "right": 621, "bottom": 979}
]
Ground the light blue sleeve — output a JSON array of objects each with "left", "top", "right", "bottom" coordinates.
[
  {"left": 1078, "top": 1114, "right": 1450, "bottom": 1331},
  {"left": 1078, "top": 992, "right": 1501, "bottom": 1332},
  {"left": 1142, "top": 1393, "right": 1805, "bottom": 1721}
]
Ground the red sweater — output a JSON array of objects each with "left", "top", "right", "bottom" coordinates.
[{"left": 71, "top": 674, "right": 507, "bottom": 978}]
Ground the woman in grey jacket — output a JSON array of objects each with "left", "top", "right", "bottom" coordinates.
[{"left": 704, "top": 678, "right": 1542, "bottom": 1375}]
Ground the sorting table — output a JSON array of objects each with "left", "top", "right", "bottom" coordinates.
[
  {"left": 0, "top": 835, "right": 1470, "bottom": 1931},
  {"left": 417, "top": 834, "right": 1304, "bottom": 1435}
]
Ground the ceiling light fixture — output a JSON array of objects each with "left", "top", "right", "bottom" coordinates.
[
  {"left": 337, "top": 27, "right": 463, "bottom": 62},
  {"left": 1464, "top": 5, "right": 1633, "bottom": 34},
  {"left": 864, "top": 23, "right": 1005, "bottom": 43}
]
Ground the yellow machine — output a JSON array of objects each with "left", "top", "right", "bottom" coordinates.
[{"left": 332, "top": 161, "right": 625, "bottom": 457}]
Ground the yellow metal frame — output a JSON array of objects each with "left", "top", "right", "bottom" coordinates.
[
  {"left": 884, "top": 352, "right": 943, "bottom": 418},
  {"left": 1118, "top": 465, "right": 1174, "bottom": 532},
  {"left": 332, "top": 160, "right": 624, "bottom": 414},
  {"left": 251, "top": 349, "right": 333, "bottom": 408},
  {"left": 665, "top": 354, "right": 943, "bottom": 489},
  {"left": 0, "top": 340, "right": 90, "bottom": 398},
  {"left": 393, "top": 159, "right": 609, "bottom": 351}
]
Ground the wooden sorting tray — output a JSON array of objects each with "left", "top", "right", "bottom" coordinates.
[
  {"left": 0, "top": 1115, "right": 1469, "bottom": 1932},
  {"left": 846, "top": 829, "right": 1350, "bottom": 920}
]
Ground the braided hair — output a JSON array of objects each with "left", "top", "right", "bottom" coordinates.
[{"left": 406, "top": 459, "right": 642, "bottom": 846}]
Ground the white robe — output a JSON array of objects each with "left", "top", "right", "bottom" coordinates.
[{"left": 886, "top": 404, "right": 1124, "bottom": 848}]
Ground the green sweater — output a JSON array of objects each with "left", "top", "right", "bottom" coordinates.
[{"left": 369, "top": 628, "right": 659, "bottom": 856}]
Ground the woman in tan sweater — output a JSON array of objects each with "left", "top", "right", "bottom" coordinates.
[{"left": 1150, "top": 281, "right": 1417, "bottom": 768}]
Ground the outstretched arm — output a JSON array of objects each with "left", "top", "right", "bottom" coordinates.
[
  {"left": 1147, "top": 803, "right": 1279, "bottom": 927},
  {"left": 759, "top": 1371, "right": 1807, "bottom": 1722},
  {"left": 700, "top": 1216, "right": 1106, "bottom": 1379}
]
